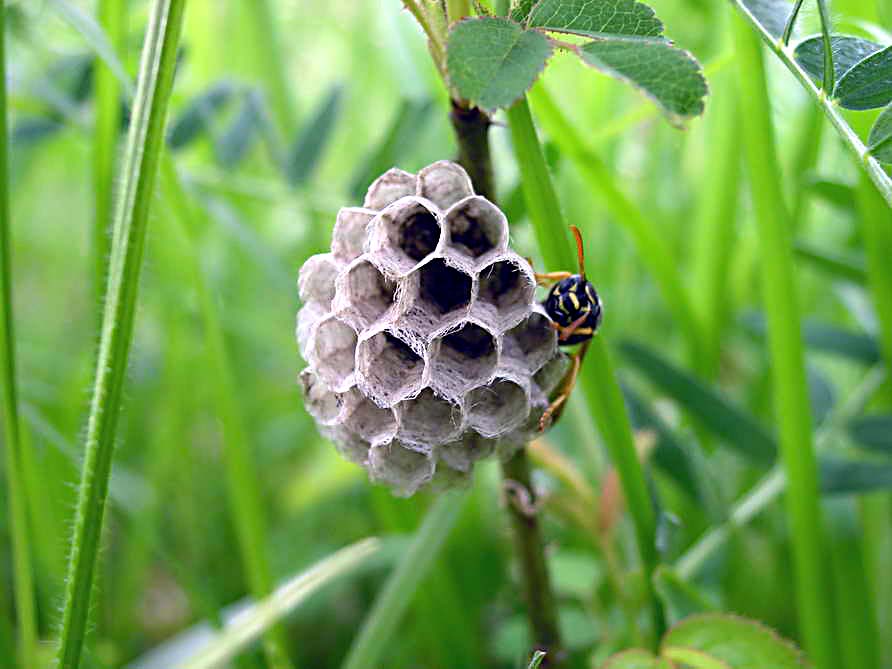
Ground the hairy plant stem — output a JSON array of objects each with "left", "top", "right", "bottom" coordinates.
[{"left": 449, "top": 97, "right": 563, "bottom": 665}]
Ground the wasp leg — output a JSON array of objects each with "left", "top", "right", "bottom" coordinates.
[
  {"left": 534, "top": 270, "right": 572, "bottom": 286},
  {"left": 558, "top": 313, "right": 589, "bottom": 342},
  {"left": 538, "top": 340, "right": 591, "bottom": 432}
]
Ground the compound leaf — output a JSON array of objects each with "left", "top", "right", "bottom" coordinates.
[
  {"left": 447, "top": 17, "right": 553, "bottom": 111},
  {"left": 848, "top": 415, "right": 892, "bottom": 455},
  {"left": 836, "top": 44, "right": 892, "bottom": 110},
  {"left": 820, "top": 455, "right": 892, "bottom": 494},
  {"left": 526, "top": 0, "right": 663, "bottom": 39},
  {"left": 794, "top": 34, "right": 882, "bottom": 88},
  {"left": 867, "top": 103, "right": 892, "bottom": 163},
  {"left": 577, "top": 38, "right": 706, "bottom": 121}
]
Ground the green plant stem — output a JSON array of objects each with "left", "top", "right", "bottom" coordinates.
[
  {"left": 446, "top": 0, "right": 471, "bottom": 22},
  {"left": 781, "top": 0, "right": 805, "bottom": 44},
  {"left": 676, "top": 364, "right": 886, "bottom": 579},
  {"left": 342, "top": 493, "right": 467, "bottom": 669},
  {"left": 815, "top": 0, "right": 834, "bottom": 94},
  {"left": 55, "top": 3, "right": 187, "bottom": 668},
  {"left": 449, "top": 101, "right": 494, "bottom": 201},
  {"left": 732, "top": 18, "right": 838, "bottom": 669},
  {"left": 92, "top": 0, "right": 125, "bottom": 328},
  {"left": 730, "top": 0, "right": 892, "bottom": 208},
  {"left": 160, "top": 157, "right": 294, "bottom": 669},
  {"left": 448, "top": 90, "right": 564, "bottom": 664},
  {"left": 507, "top": 96, "right": 665, "bottom": 644},
  {"left": 501, "top": 450, "right": 564, "bottom": 665},
  {"left": 0, "top": 3, "right": 39, "bottom": 666}
]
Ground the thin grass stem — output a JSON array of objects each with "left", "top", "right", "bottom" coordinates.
[
  {"left": 506, "top": 96, "right": 665, "bottom": 644},
  {"left": 0, "top": 2, "right": 39, "bottom": 666},
  {"left": 782, "top": 0, "right": 806, "bottom": 45},
  {"left": 341, "top": 493, "right": 467, "bottom": 669},
  {"left": 92, "top": 0, "right": 126, "bottom": 328},
  {"left": 55, "top": 3, "right": 187, "bottom": 667},
  {"left": 732, "top": 19, "right": 839, "bottom": 667}
]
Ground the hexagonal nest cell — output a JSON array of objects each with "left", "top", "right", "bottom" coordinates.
[
  {"left": 342, "top": 391, "right": 398, "bottom": 446},
  {"left": 332, "top": 208, "right": 374, "bottom": 261},
  {"left": 335, "top": 259, "right": 397, "bottom": 329},
  {"left": 298, "top": 253, "right": 341, "bottom": 309},
  {"left": 417, "top": 161, "right": 474, "bottom": 209},
  {"left": 298, "top": 161, "right": 574, "bottom": 496},
  {"left": 370, "top": 441, "right": 435, "bottom": 496},
  {"left": 356, "top": 330, "right": 425, "bottom": 406},
  {"left": 369, "top": 199, "right": 441, "bottom": 275},
  {"left": 475, "top": 258, "right": 535, "bottom": 331},
  {"left": 466, "top": 377, "right": 529, "bottom": 438},
  {"left": 310, "top": 317, "right": 357, "bottom": 391},
  {"left": 444, "top": 197, "right": 507, "bottom": 264},
  {"left": 430, "top": 321, "right": 497, "bottom": 398},
  {"left": 505, "top": 311, "right": 557, "bottom": 374},
  {"left": 397, "top": 388, "right": 462, "bottom": 446}
]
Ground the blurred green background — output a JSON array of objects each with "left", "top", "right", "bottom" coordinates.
[{"left": 3, "top": 0, "right": 892, "bottom": 667}]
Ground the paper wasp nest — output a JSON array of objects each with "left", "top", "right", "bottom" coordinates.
[{"left": 297, "top": 161, "right": 568, "bottom": 496}]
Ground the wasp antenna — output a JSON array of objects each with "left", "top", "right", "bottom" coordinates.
[{"left": 570, "top": 225, "right": 586, "bottom": 280}]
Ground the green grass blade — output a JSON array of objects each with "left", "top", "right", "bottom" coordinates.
[
  {"left": 506, "top": 96, "right": 665, "bottom": 642},
  {"left": 732, "top": 17, "right": 839, "bottom": 668},
  {"left": 619, "top": 340, "right": 777, "bottom": 464},
  {"left": 55, "top": 3, "right": 187, "bottom": 667},
  {"left": 178, "top": 539, "right": 380, "bottom": 669},
  {"left": 93, "top": 0, "right": 126, "bottom": 325},
  {"left": 794, "top": 241, "right": 867, "bottom": 286},
  {"left": 341, "top": 492, "right": 468, "bottom": 669},
  {"left": 0, "top": 3, "right": 39, "bottom": 666},
  {"left": 159, "top": 156, "right": 294, "bottom": 669},
  {"left": 857, "top": 172, "right": 892, "bottom": 372},
  {"left": 528, "top": 85, "right": 703, "bottom": 364}
]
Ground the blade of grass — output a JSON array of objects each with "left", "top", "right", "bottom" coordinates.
[
  {"left": 159, "top": 156, "right": 294, "bottom": 669},
  {"left": 0, "top": 2, "right": 39, "bottom": 666},
  {"left": 341, "top": 492, "right": 467, "bottom": 669},
  {"left": 55, "top": 3, "right": 187, "bottom": 667},
  {"left": 732, "top": 16, "right": 839, "bottom": 669},
  {"left": 93, "top": 0, "right": 126, "bottom": 326},
  {"left": 506, "top": 96, "right": 665, "bottom": 644},
  {"left": 528, "top": 85, "right": 703, "bottom": 367},
  {"left": 179, "top": 539, "right": 380, "bottom": 669}
]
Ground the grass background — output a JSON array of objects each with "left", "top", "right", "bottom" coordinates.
[{"left": 2, "top": 0, "right": 892, "bottom": 667}]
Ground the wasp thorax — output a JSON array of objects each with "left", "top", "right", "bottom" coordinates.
[{"left": 297, "top": 161, "right": 568, "bottom": 496}]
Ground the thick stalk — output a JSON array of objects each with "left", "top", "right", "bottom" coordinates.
[
  {"left": 449, "top": 98, "right": 564, "bottom": 664},
  {"left": 732, "top": 17, "right": 839, "bottom": 669},
  {"left": 507, "top": 97, "right": 664, "bottom": 644},
  {"left": 0, "top": 3, "right": 39, "bottom": 666}
]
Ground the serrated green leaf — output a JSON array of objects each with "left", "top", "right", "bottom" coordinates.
[
  {"left": 867, "top": 104, "right": 892, "bottom": 163},
  {"left": 620, "top": 341, "right": 777, "bottom": 464},
  {"left": 794, "top": 34, "right": 882, "bottom": 87},
  {"left": 284, "top": 84, "right": 344, "bottom": 186},
  {"left": 662, "top": 614, "right": 806, "bottom": 668},
  {"left": 577, "top": 39, "right": 706, "bottom": 121},
  {"left": 526, "top": 0, "right": 663, "bottom": 39},
  {"left": 447, "top": 17, "right": 552, "bottom": 111},
  {"left": 847, "top": 415, "right": 892, "bottom": 454},
  {"left": 601, "top": 649, "right": 659, "bottom": 669},
  {"left": 836, "top": 44, "right": 892, "bottom": 110},
  {"left": 820, "top": 455, "right": 892, "bottom": 494}
]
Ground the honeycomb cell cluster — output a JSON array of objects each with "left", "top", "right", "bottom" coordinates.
[{"left": 297, "top": 161, "right": 567, "bottom": 496}]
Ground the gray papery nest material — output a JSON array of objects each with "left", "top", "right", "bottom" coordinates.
[{"left": 297, "top": 161, "right": 568, "bottom": 496}]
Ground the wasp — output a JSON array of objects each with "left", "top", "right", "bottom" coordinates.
[{"left": 534, "top": 226, "right": 602, "bottom": 431}]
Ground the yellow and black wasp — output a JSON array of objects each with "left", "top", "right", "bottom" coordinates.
[{"left": 534, "top": 226, "right": 602, "bottom": 431}]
